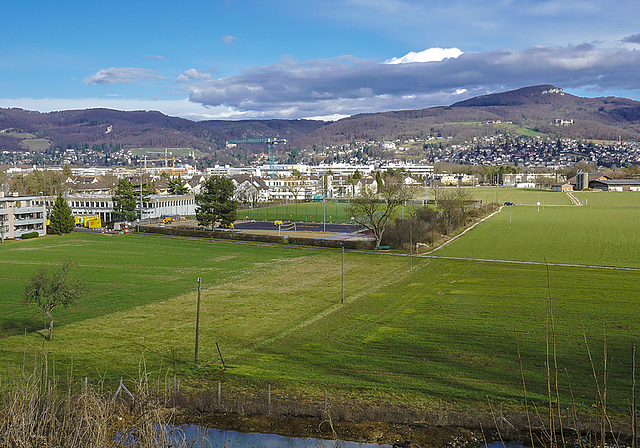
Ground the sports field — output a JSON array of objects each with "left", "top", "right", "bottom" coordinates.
[
  {"left": 240, "top": 201, "right": 353, "bottom": 223},
  {"left": 1, "top": 199, "right": 639, "bottom": 413}
]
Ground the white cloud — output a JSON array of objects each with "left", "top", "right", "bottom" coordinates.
[
  {"left": 221, "top": 35, "right": 239, "bottom": 45},
  {"left": 384, "top": 47, "right": 464, "bottom": 64},
  {"left": 176, "top": 69, "right": 212, "bottom": 83},
  {"left": 83, "top": 68, "right": 162, "bottom": 85}
]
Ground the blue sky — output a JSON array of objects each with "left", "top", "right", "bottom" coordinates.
[{"left": 1, "top": 0, "right": 640, "bottom": 121}]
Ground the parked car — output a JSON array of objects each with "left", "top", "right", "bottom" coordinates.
[{"left": 503, "top": 201, "right": 515, "bottom": 206}]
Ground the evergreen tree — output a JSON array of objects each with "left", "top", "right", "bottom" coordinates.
[
  {"left": 49, "top": 193, "right": 75, "bottom": 234},
  {"left": 195, "top": 176, "right": 237, "bottom": 229},
  {"left": 112, "top": 178, "right": 138, "bottom": 222},
  {"left": 168, "top": 175, "right": 189, "bottom": 194}
]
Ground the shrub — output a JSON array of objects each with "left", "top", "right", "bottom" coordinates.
[{"left": 20, "top": 231, "right": 39, "bottom": 239}]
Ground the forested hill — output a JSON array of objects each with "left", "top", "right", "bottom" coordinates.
[{"left": 2, "top": 85, "right": 640, "bottom": 163}]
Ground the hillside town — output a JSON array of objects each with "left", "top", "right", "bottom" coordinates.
[
  {"left": 4, "top": 115, "right": 640, "bottom": 241},
  {"left": 3, "top": 147, "right": 640, "bottom": 241}
]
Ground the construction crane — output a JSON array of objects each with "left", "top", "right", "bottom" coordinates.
[{"left": 226, "top": 138, "right": 287, "bottom": 179}]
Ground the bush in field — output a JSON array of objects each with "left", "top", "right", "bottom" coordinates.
[
  {"left": 381, "top": 200, "right": 494, "bottom": 249},
  {"left": 20, "top": 231, "right": 39, "bottom": 239}
]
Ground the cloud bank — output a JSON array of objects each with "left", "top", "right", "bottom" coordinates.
[
  {"left": 177, "top": 44, "right": 640, "bottom": 119},
  {"left": 76, "top": 44, "right": 640, "bottom": 120}
]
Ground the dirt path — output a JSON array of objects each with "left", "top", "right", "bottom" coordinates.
[{"left": 566, "top": 191, "right": 581, "bottom": 205}]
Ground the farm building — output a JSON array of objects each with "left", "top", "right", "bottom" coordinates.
[
  {"left": 566, "top": 172, "right": 609, "bottom": 190},
  {"left": 552, "top": 182, "right": 573, "bottom": 192},
  {"left": 589, "top": 179, "right": 640, "bottom": 191}
]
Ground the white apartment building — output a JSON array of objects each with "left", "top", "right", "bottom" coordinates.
[{"left": 0, "top": 194, "right": 46, "bottom": 240}]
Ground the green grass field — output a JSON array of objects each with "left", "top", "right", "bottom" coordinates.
[
  {"left": 240, "top": 201, "right": 354, "bottom": 223},
  {"left": 240, "top": 188, "right": 604, "bottom": 224},
  {"left": 435, "top": 205, "right": 640, "bottom": 267},
  {"left": 467, "top": 187, "right": 572, "bottom": 205},
  {"left": 20, "top": 138, "right": 51, "bottom": 151},
  {"left": 1, "top": 225, "right": 638, "bottom": 415},
  {"left": 573, "top": 190, "right": 640, "bottom": 206}
]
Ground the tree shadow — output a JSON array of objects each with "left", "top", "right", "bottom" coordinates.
[{"left": 0, "top": 319, "right": 44, "bottom": 338}]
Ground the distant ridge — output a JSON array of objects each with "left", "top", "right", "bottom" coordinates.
[
  {"left": 452, "top": 85, "right": 570, "bottom": 107},
  {"left": 2, "top": 85, "right": 640, "bottom": 164}
]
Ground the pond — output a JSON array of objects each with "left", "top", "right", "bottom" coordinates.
[{"left": 116, "top": 424, "right": 393, "bottom": 448}]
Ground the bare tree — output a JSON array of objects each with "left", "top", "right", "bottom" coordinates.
[
  {"left": 348, "top": 176, "right": 413, "bottom": 248},
  {"left": 23, "top": 262, "right": 85, "bottom": 340}
]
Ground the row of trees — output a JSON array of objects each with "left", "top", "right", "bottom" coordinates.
[
  {"left": 109, "top": 175, "right": 237, "bottom": 228},
  {"left": 347, "top": 172, "right": 489, "bottom": 249}
]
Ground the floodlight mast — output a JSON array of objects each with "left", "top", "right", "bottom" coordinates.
[{"left": 225, "top": 138, "right": 287, "bottom": 179}]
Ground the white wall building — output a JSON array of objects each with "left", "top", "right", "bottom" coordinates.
[
  {"left": 60, "top": 193, "right": 196, "bottom": 223},
  {"left": 0, "top": 194, "right": 46, "bottom": 240}
]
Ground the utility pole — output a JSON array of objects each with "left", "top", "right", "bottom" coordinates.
[
  {"left": 323, "top": 196, "right": 326, "bottom": 233},
  {"left": 138, "top": 171, "right": 143, "bottom": 232},
  {"left": 194, "top": 277, "right": 201, "bottom": 366},
  {"left": 410, "top": 225, "right": 413, "bottom": 270}
]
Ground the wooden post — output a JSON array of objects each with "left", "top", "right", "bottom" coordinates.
[
  {"left": 194, "top": 277, "right": 201, "bottom": 366},
  {"left": 341, "top": 247, "right": 344, "bottom": 304},
  {"left": 84, "top": 377, "right": 88, "bottom": 395},
  {"left": 268, "top": 384, "right": 272, "bottom": 414},
  {"left": 216, "top": 342, "right": 226, "bottom": 370},
  {"left": 439, "top": 398, "right": 442, "bottom": 425},
  {"left": 324, "top": 390, "right": 327, "bottom": 411},
  {"left": 218, "top": 382, "right": 221, "bottom": 408},
  {"left": 167, "top": 378, "right": 171, "bottom": 396}
]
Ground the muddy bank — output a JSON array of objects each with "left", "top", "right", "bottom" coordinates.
[{"left": 176, "top": 411, "right": 486, "bottom": 448}]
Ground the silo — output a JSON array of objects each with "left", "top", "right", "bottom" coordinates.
[{"left": 576, "top": 172, "right": 588, "bottom": 190}]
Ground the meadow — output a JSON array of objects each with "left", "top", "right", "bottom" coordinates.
[
  {"left": 435, "top": 205, "right": 640, "bottom": 267},
  {"left": 466, "top": 187, "right": 572, "bottom": 205},
  {"left": 572, "top": 189, "right": 640, "bottom": 206},
  {"left": 1, "top": 217, "right": 639, "bottom": 416}
]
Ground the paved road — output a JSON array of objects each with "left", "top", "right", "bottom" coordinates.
[{"left": 234, "top": 220, "right": 357, "bottom": 234}]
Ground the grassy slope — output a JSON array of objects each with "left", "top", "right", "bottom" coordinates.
[
  {"left": 1, "top": 207, "right": 639, "bottom": 412},
  {"left": 0, "top": 233, "right": 314, "bottom": 337}
]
